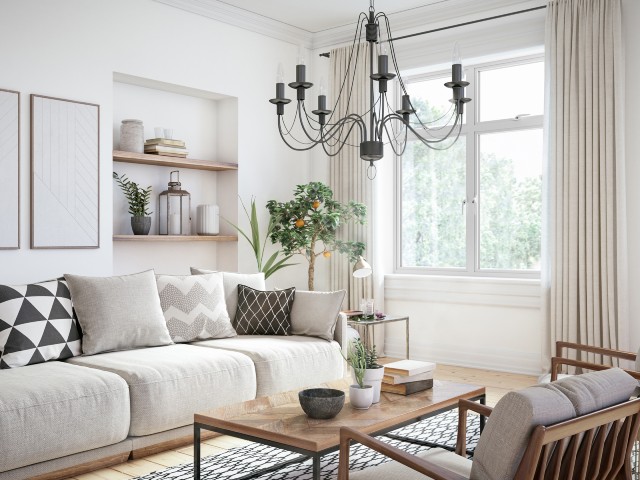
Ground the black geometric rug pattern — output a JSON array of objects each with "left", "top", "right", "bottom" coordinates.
[{"left": 134, "top": 408, "right": 480, "bottom": 480}]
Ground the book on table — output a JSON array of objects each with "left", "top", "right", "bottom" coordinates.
[
  {"left": 381, "top": 379, "right": 434, "bottom": 395},
  {"left": 383, "top": 370, "right": 433, "bottom": 385},
  {"left": 383, "top": 360, "right": 436, "bottom": 377}
]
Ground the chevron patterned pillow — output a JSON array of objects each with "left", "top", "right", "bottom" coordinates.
[
  {"left": 234, "top": 285, "right": 296, "bottom": 335},
  {"left": 156, "top": 273, "right": 236, "bottom": 342}
]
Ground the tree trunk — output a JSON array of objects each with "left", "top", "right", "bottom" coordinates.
[{"left": 308, "top": 238, "right": 316, "bottom": 290}]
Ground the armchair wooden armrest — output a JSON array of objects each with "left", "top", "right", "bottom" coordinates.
[
  {"left": 551, "top": 341, "right": 639, "bottom": 381},
  {"left": 338, "top": 427, "right": 468, "bottom": 480},
  {"left": 456, "top": 398, "right": 493, "bottom": 456}
]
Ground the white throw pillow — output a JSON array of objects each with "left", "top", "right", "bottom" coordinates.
[
  {"left": 289, "top": 290, "right": 346, "bottom": 341},
  {"left": 190, "top": 268, "right": 265, "bottom": 321},
  {"left": 156, "top": 273, "right": 236, "bottom": 342},
  {"left": 64, "top": 270, "right": 173, "bottom": 355}
]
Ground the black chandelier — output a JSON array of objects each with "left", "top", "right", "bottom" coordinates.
[{"left": 269, "top": 0, "right": 471, "bottom": 177}]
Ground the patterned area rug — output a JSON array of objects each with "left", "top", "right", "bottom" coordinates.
[{"left": 134, "top": 409, "right": 480, "bottom": 480}]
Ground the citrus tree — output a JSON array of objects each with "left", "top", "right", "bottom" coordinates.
[{"left": 266, "top": 182, "right": 366, "bottom": 290}]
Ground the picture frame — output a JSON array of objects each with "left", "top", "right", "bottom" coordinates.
[
  {"left": 0, "top": 88, "right": 20, "bottom": 249},
  {"left": 30, "top": 94, "right": 100, "bottom": 249}
]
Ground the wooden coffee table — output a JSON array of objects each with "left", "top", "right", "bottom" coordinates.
[{"left": 193, "top": 378, "right": 485, "bottom": 480}]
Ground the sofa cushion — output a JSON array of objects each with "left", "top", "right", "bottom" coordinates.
[
  {"left": 0, "top": 278, "right": 81, "bottom": 369},
  {"left": 290, "top": 290, "right": 346, "bottom": 341},
  {"left": 67, "top": 344, "right": 256, "bottom": 436},
  {"left": 65, "top": 270, "right": 173, "bottom": 355},
  {"left": 235, "top": 285, "right": 295, "bottom": 335},
  {"left": 194, "top": 335, "right": 344, "bottom": 397},
  {"left": 350, "top": 447, "right": 472, "bottom": 480},
  {"left": 0, "top": 361, "right": 130, "bottom": 472},
  {"left": 156, "top": 272, "right": 236, "bottom": 342},
  {"left": 551, "top": 367, "right": 637, "bottom": 415},
  {"left": 190, "top": 268, "right": 266, "bottom": 320},
  {"left": 471, "top": 383, "right": 576, "bottom": 480}
]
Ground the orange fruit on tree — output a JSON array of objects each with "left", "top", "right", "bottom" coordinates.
[
  {"left": 312, "top": 200, "right": 321, "bottom": 209},
  {"left": 295, "top": 218, "right": 305, "bottom": 228},
  {"left": 323, "top": 251, "right": 331, "bottom": 258}
]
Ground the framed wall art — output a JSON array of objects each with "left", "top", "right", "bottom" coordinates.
[
  {"left": 0, "top": 89, "right": 20, "bottom": 249},
  {"left": 31, "top": 94, "right": 100, "bottom": 249}
]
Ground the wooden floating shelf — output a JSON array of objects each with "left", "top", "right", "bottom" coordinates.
[
  {"left": 113, "top": 235, "right": 238, "bottom": 242},
  {"left": 113, "top": 150, "right": 238, "bottom": 171}
]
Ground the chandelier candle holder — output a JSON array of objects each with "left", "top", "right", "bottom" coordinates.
[
  {"left": 158, "top": 170, "right": 191, "bottom": 235},
  {"left": 270, "top": 0, "right": 471, "bottom": 178}
]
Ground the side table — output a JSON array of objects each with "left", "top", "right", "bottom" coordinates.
[{"left": 346, "top": 314, "right": 410, "bottom": 359}]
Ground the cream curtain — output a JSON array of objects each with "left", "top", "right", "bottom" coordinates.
[
  {"left": 329, "top": 44, "right": 384, "bottom": 351},
  {"left": 543, "top": 0, "right": 628, "bottom": 369},
  {"left": 328, "top": 44, "right": 374, "bottom": 310}
]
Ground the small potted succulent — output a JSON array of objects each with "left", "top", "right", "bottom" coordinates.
[
  {"left": 345, "top": 339, "right": 374, "bottom": 409},
  {"left": 113, "top": 172, "right": 153, "bottom": 235}
]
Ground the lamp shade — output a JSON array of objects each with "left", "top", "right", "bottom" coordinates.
[{"left": 353, "top": 256, "right": 372, "bottom": 278}]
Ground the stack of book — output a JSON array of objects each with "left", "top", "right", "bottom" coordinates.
[
  {"left": 144, "top": 138, "right": 188, "bottom": 158},
  {"left": 381, "top": 360, "right": 436, "bottom": 395}
]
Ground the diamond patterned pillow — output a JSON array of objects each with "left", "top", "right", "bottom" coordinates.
[
  {"left": 156, "top": 273, "right": 236, "bottom": 342},
  {"left": 235, "top": 285, "right": 295, "bottom": 335},
  {"left": 0, "top": 279, "right": 81, "bottom": 369}
]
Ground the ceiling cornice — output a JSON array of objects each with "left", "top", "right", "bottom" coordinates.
[
  {"left": 153, "top": 0, "right": 315, "bottom": 48},
  {"left": 153, "top": 0, "right": 545, "bottom": 50}
]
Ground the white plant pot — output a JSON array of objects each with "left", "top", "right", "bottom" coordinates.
[
  {"left": 364, "top": 367, "right": 385, "bottom": 403},
  {"left": 349, "top": 384, "right": 373, "bottom": 410},
  {"left": 351, "top": 366, "right": 385, "bottom": 403}
]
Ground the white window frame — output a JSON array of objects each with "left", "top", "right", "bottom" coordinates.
[{"left": 394, "top": 54, "right": 544, "bottom": 278}]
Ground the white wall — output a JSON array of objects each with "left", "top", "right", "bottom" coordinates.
[{"left": 0, "top": 0, "right": 313, "bottom": 288}]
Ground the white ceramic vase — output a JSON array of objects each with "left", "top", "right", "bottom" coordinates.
[
  {"left": 120, "top": 119, "right": 144, "bottom": 153},
  {"left": 349, "top": 384, "right": 373, "bottom": 409},
  {"left": 196, "top": 204, "right": 219, "bottom": 235},
  {"left": 363, "top": 367, "right": 385, "bottom": 403}
]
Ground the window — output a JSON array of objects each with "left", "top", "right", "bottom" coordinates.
[{"left": 397, "top": 56, "right": 544, "bottom": 277}]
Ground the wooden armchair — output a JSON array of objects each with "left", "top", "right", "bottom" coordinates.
[
  {"left": 338, "top": 369, "right": 640, "bottom": 480},
  {"left": 551, "top": 341, "right": 640, "bottom": 381}
]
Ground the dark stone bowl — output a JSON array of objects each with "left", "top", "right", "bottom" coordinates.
[{"left": 298, "top": 388, "right": 345, "bottom": 419}]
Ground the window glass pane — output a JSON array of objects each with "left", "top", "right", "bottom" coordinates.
[
  {"left": 401, "top": 138, "right": 466, "bottom": 268},
  {"left": 479, "top": 61, "right": 544, "bottom": 122},
  {"left": 405, "top": 74, "right": 464, "bottom": 128},
  {"left": 479, "top": 129, "right": 542, "bottom": 270}
]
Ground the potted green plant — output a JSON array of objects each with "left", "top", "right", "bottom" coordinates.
[
  {"left": 266, "top": 182, "right": 366, "bottom": 290},
  {"left": 225, "top": 197, "right": 297, "bottom": 279},
  {"left": 344, "top": 339, "right": 374, "bottom": 409},
  {"left": 113, "top": 172, "right": 153, "bottom": 235}
]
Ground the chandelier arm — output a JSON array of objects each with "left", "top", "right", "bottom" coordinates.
[
  {"left": 277, "top": 117, "right": 320, "bottom": 151},
  {"left": 383, "top": 120, "right": 407, "bottom": 157},
  {"left": 321, "top": 114, "right": 367, "bottom": 143},
  {"left": 380, "top": 113, "right": 459, "bottom": 145},
  {"left": 412, "top": 117, "right": 464, "bottom": 151},
  {"left": 408, "top": 104, "right": 457, "bottom": 131},
  {"left": 408, "top": 108, "right": 460, "bottom": 140},
  {"left": 321, "top": 121, "right": 361, "bottom": 157},
  {"left": 325, "top": 15, "right": 369, "bottom": 127}
]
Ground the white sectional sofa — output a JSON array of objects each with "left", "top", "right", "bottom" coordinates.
[{"left": 0, "top": 271, "right": 347, "bottom": 480}]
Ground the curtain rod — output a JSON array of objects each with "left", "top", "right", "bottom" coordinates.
[{"left": 318, "top": 5, "right": 547, "bottom": 58}]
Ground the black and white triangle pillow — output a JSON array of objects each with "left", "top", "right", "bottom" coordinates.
[{"left": 0, "top": 279, "right": 82, "bottom": 369}]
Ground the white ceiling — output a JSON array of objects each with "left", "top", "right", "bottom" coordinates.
[{"left": 217, "top": 0, "right": 449, "bottom": 33}]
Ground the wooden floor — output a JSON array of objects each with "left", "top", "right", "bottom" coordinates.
[{"left": 67, "top": 364, "right": 537, "bottom": 479}]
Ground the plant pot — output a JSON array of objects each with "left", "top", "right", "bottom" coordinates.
[
  {"left": 364, "top": 366, "right": 385, "bottom": 403},
  {"left": 131, "top": 216, "right": 151, "bottom": 235},
  {"left": 351, "top": 366, "right": 385, "bottom": 404},
  {"left": 349, "top": 384, "right": 373, "bottom": 410}
]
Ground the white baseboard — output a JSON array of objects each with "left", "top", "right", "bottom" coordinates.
[{"left": 384, "top": 339, "right": 542, "bottom": 376}]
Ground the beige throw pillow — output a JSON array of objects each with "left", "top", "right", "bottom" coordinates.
[
  {"left": 190, "top": 268, "right": 265, "bottom": 320},
  {"left": 64, "top": 270, "right": 173, "bottom": 355},
  {"left": 156, "top": 273, "right": 236, "bottom": 342},
  {"left": 289, "top": 290, "right": 346, "bottom": 341}
]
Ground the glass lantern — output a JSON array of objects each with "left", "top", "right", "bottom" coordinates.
[{"left": 158, "top": 170, "right": 191, "bottom": 235}]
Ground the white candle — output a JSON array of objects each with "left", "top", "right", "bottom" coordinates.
[{"left": 169, "top": 213, "right": 181, "bottom": 235}]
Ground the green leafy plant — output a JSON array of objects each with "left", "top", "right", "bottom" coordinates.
[
  {"left": 343, "top": 339, "right": 380, "bottom": 388},
  {"left": 225, "top": 197, "right": 297, "bottom": 280},
  {"left": 113, "top": 172, "right": 152, "bottom": 217},
  {"left": 266, "top": 182, "right": 366, "bottom": 290}
]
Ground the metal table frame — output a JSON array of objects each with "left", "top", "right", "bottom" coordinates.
[
  {"left": 193, "top": 393, "right": 485, "bottom": 480},
  {"left": 347, "top": 314, "right": 410, "bottom": 359}
]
